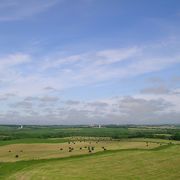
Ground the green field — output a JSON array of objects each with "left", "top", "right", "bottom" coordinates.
[
  {"left": 0, "top": 125, "right": 179, "bottom": 179},
  {"left": 0, "top": 143, "right": 179, "bottom": 180},
  {"left": 0, "top": 125, "right": 180, "bottom": 141}
]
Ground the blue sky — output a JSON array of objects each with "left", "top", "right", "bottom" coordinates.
[{"left": 0, "top": 0, "right": 180, "bottom": 124}]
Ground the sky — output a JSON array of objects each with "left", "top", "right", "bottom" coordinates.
[{"left": 0, "top": 0, "right": 180, "bottom": 125}]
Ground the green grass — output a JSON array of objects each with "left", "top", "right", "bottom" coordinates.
[
  {"left": 0, "top": 125, "right": 179, "bottom": 179},
  {"left": 0, "top": 138, "right": 68, "bottom": 146},
  {"left": 0, "top": 144, "right": 179, "bottom": 180}
]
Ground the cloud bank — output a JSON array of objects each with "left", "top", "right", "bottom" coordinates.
[{"left": 0, "top": 39, "right": 179, "bottom": 124}]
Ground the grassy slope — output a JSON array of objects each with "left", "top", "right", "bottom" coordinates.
[{"left": 0, "top": 144, "right": 179, "bottom": 180}]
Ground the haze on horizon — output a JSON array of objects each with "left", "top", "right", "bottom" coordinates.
[{"left": 0, "top": 0, "right": 180, "bottom": 125}]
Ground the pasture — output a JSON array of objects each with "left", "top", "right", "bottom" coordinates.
[
  {"left": 1, "top": 143, "right": 179, "bottom": 180},
  {"left": 0, "top": 140, "right": 161, "bottom": 162},
  {"left": 0, "top": 125, "right": 179, "bottom": 179}
]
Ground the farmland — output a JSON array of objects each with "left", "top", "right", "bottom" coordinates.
[
  {"left": 0, "top": 125, "right": 179, "bottom": 179},
  {"left": 0, "top": 140, "right": 161, "bottom": 162},
  {"left": 6, "top": 145, "right": 180, "bottom": 180}
]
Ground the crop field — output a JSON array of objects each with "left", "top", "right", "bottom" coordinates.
[
  {"left": 0, "top": 140, "right": 161, "bottom": 162},
  {"left": 0, "top": 125, "right": 179, "bottom": 179},
  {"left": 4, "top": 145, "right": 179, "bottom": 180}
]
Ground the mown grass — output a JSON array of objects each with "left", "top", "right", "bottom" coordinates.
[
  {"left": 1, "top": 144, "right": 179, "bottom": 180},
  {"left": 0, "top": 125, "right": 179, "bottom": 179},
  {"left": 0, "top": 140, "right": 161, "bottom": 162}
]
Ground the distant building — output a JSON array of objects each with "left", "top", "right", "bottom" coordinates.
[
  {"left": 18, "top": 125, "right": 23, "bottom": 129},
  {"left": 89, "top": 124, "right": 103, "bottom": 128}
]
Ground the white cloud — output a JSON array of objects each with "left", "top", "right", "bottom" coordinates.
[
  {"left": 40, "top": 96, "right": 59, "bottom": 103},
  {"left": 0, "top": 53, "right": 30, "bottom": 68},
  {"left": 140, "top": 85, "right": 170, "bottom": 94},
  {"left": 94, "top": 47, "right": 140, "bottom": 65},
  {"left": 0, "top": 94, "right": 179, "bottom": 124},
  {"left": 135, "top": 92, "right": 180, "bottom": 113},
  {"left": 11, "top": 101, "right": 33, "bottom": 109},
  {"left": 0, "top": 0, "right": 59, "bottom": 21},
  {"left": 0, "top": 39, "right": 180, "bottom": 97},
  {"left": 0, "top": 39, "right": 179, "bottom": 124},
  {"left": 39, "top": 44, "right": 179, "bottom": 93}
]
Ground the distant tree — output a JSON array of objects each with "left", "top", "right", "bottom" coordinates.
[{"left": 172, "top": 133, "right": 180, "bottom": 140}]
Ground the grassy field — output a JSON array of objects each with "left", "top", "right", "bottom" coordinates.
[
  {"left": 0, "top": 144, "right": 179, "bottom": 180},
  {"left": 0, "top": 140, "right": 161, "bottom": 162},
  {"left": 0, "top": 125, "right": 179, "bottom": 179}
]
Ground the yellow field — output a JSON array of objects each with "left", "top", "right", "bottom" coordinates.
[
  {"left": 6, "top": 144, "right": 180, "bottom": 180},
  {"left": 0, "top": 140, "right": 160, "bottom": 162}
]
